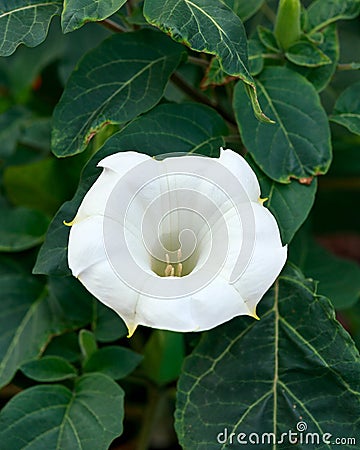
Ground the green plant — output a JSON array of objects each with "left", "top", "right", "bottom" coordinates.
[{"left": 0, "top": 0, "right": 359, "bottom": 448}]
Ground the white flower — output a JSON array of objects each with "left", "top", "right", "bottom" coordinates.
[{"left": 67, "top": 148, "right": 287, "bottom": 336}]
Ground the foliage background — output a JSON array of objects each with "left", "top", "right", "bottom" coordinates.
[{"left": 0, "top": 0, "right": 359, "bottom": 449}]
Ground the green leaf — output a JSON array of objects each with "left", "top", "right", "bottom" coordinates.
[
  {"left": 83, "top": 346, "right": 143, "bottom": 380},
  {"left": 52, "top": 29, "right": 185, "bottom": 157},
  {"left": 141, "top": 330, "right": 185, "bottom": 385},
  {"left": 48, "top": 275, "right": 94, "bottom": 326},
  {"left": 289, "top": 24, "right": 339, "bottom": 92},
  {"left": 0, "top": 373, "right": 124, "bottom": 449},
  {"left": 79, "top": 329, "right": 98, "bottom": 361},
  {"left": 143, "top": 0, "right": 271, "bottom": 122},
  {"left": 58, "top": 22, "right": 110, "bottom": 84},
  {"left": 0, "top": 106, "right": 30, "bottom": 158},
  {"left": 307, "top": 0, "right": 360, "bottom": 32},
  {"left": 0, "top": 273, "right": 49, "bottom": 388},
  {"left": 290, "top": 234, "right": 360, "bottom": 309},
  {"left": 0, "top": 19, "right": 65, "bottom": 101},
  {"left": 0, "top": 0, "right": 62, "bottom": 56},
  {"left": 234, "top": 66, "right": 332, "bottom": 182},
  {"left": 257, "top": 26, "right": 280, "bottom": 53},
  {"left": 249, "top": 158, "right": 317, "bottom": 244},
  {"left": 61, "top": 0, "right": 127, "bottom": 33},
  {"left": 286, "top": 39, "right": 332, "bottom": 67},
  {"left": 200, "top": 57, "right": 236, "bottom": 89},
  {"left": 223, "top": 0, "right": 264, "bottom": 22},
  {"left": 330, "top": 80, "right": 360, "bottom": 135},
  {"left": 44, "top": 332, "right": 81, "bottom": 363},
  {"left": 0, "top": 204, "right": 50, "bottom": 252},
  {"left": 248, "top": 35, "right": 265, "bottom": 77},
  {"left": 3, "top": 157, "right": 80, "bottom": 215},
  {"left": 175, "top": 264, "right": 360, "bottom": 448},
  {"left": 20, "top": 117, "right": 52, "bottom": 153},
  {"left": 34, "top": 102, "right": 228, "bottom": 276},
  {"left": 0, "top": 262, "right": 94, "bottom": 388},
  {"left": 21, "top": 356, "right": 77, "bottom": 381},
  {"left": 144, "top": 0, "right": 252, "bottom": 85},
  {"left": 104, "top": 102, "right": 228, "bottom": 157},
  {"left": 92, "top": 303, "right": 128, "bottom": 342}
]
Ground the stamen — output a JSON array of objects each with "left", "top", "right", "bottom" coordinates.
[
  {"left": 176, "top": 262, "right": 183, "bottom": 277},
  {"left": 165, "top": 263, "right": 174, "bottom": 277},
  {"left": 164, "top": 253, "right": 174, "bottom": 277},
  {"left": 163, "top": 251, "right": 183, "bottom": 277}
]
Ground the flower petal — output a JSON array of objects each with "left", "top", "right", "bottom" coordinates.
[
  {"left": 232, "top": 201, "right": 287, "bottom": 315},
  {"left": 73, "top": 152, "right": 151, "bottom": 223},
  {"left": 98, "top": 150, "right": 151, "bottom": 175},
  {"left": 133, "top": 276, "right": 252, "bottom": 332},
  {"left": 218, "top": 148, "right": 261, "bottom": 201}
]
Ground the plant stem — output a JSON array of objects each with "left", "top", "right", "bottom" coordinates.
[
  {"left": 170, "top": 72, "right": 237, "bottom": 126},
  {"left": 261, "top": 2, "right": 277, "bottom": 22},
  {"left": 99, "top": 19, "right": 128, "bottom": 33},
  {"left": 137, "top": 386, "right": 160, "bottom": 450},
  {"left": 337, "top": 63, "right": 360, "bottom": 71},
  {"left": 187, "top": 55, "right": 209, "bottom": 68}
]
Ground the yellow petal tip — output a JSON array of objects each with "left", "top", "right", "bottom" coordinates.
[
  {"left": 127, "top": 324, "right": 137, "bottom": 338},
  {"left": 63, "top": 219, "right": 75, "bottom": 227},
  {"left": 259, "top": 197, "right": 268, "bottom": 205}
]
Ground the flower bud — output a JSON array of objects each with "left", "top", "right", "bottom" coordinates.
[{"left": 274, "top": 0, "right": 301, "bottom": 50}]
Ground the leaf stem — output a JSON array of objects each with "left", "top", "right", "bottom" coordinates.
[
  {"left": 99, "top": 19, "right": 128, "bottom": 33},
  {"left": 137, "top": 386, "right": 160, "bottom": 450},
  {"left": 170, "top": 72, "right": 237, "bottom": 126},
  {"left": 263, "top": 53, "right": 283, "bottom": 60},
  {"left": 187, "top": 55, "right": 210, "bottom": 68},
  {"left": 261, "top": 2, "right": 277, "bottom": 22},
  {"left": 337, "top": 63, "right": 360, "bottom": 71}
]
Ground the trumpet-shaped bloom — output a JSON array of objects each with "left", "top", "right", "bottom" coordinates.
[{"left": 68, "top": 149, "right": 287, "bottom": 335}]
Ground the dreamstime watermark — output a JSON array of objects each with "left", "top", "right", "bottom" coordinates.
[
  {"left": 102, "top": 152, "right": 256, "bottom": 298},
  {"left": 216, "top": 421, "right": 357, "bottom": 446}
]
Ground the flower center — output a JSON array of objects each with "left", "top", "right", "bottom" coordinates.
[{"left": 150, "top": 233, "right": 202, "bottom": 278}]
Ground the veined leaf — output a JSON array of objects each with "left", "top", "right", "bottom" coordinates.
[
  {"left": 286, "top": 39, "right": 332, "bottom": 67},
  {"left": 34, "top": 102, "right": 227, "bottom": 276},
  {"left": 249, "top": 158, "right": 317, "bottom": 244},
  {"left": 257, "top": 26, "right": 280, "bottom": 53},
  {"left": 61, "top": 0, "right": 127, "bottom": 33},
  {"left": 175, "top": 264, "right": 360, "bottom": 449},
  {"left": 21, "top": 356, "right": 77, "bottom": 382},
  {"left": 0, "top": 266, "right": 93, "bottom": 389},
  {"left": 144, "top": 0, "right": 252, "bottom": 84},
  {"left": 0, "top": 374, "right": 124, "bottom": 450},
  {"left": 290, "top": 233, "right": 360, "bottom": 310},
  {"left": 307, "top": 0, "right": 360, "bottom": 32},
  {"left": 0, "top": 204, "right": 50, "bottom": 252},
  {"left": 223, "top": 0, "right": 264, "bottom": 22},
  {"left": 0, "top": 0, "right": 62, "bottom": 56},
  {"left": 330, "top": 80, "right": 360, "bottom": 135},
  {"left": 0, "top": 274, "right": 49, "bottom": 388},
  {"left": 52, "top": 29, "right": 185, "bottom": 157},
  {"left": 289, "top": 24, "right": 339, "bottom": 92},
  {"left": 143, "top": 0, "right": 272, "bottom": 122},
  {"left": 234, "top": 66, "right": 332, "bottom": 182},
  {"left": 83, "top": 346, "right": 143, "bottom": 380}
]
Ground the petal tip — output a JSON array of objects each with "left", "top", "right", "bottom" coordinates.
[
  {"left": 63, "top": 218, "right": 75, "bottom": 227},
  {"left": 258, "top": 197, "right": 268, "bottom": 205},
  {"left": 127, "top": 323, "right": 138, "bottom": 338}
]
